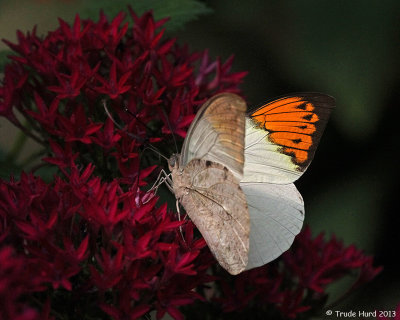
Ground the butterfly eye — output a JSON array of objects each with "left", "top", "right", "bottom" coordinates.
[{"left": 169, "top": 156, "right": 176, "bottom": 168}]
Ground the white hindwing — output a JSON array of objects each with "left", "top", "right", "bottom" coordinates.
[{"left": 240, "top": 181, "right": 304, "bottom": 270}]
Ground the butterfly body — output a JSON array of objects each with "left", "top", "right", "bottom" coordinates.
[{"left": 169, "top": 156, "right": 249, "bottom": 275}]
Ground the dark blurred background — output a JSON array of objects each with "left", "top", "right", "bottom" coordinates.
[{"left": 1, "top": 0, "right": 399, "bottom": 314}]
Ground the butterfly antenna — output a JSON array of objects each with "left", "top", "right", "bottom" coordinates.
[
  {"left": 120, "top": 101, "right": 178, "bottom": 155},
  {"left": 160, "top": 106, "right": 179, "bottom": 154},
  {"left": 103, "top": 99, "right": 140, "bottom": 138},
  {"left": 123, "top": 103, "right": 152, "bottom": 131},
  {"left": 102, "top": 99, "right": 168, "bottom": 161},
  {"left": 143, "top": 144, "right": 169, "bottom": 161}
]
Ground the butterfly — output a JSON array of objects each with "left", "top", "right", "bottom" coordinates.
[{"left": 168, "top": 92, "right": 335, "bottom": 275}]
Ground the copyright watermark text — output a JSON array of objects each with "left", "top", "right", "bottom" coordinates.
[{"left": 325, "top": 310, "right": 397, "bottom": 318}]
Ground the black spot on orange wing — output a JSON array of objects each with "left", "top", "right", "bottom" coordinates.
[
  {"left": 249, "top": 93, "right": 335, "bottom": 171},
  {"left": 303, "top": 113, "right": 314, "bottom": 121}
]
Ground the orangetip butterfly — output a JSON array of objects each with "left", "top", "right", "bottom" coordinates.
[{"left": 162, "top": 93, "right": 333, "bottom": 274}]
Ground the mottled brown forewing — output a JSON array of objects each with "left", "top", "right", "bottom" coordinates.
[{"left": 171, "top": 158, "right": 249, "bottom": 275}]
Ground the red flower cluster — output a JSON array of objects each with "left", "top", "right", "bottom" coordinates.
[
  {"left": 0, "top": 9, "right": 244, "bottom": 320},
  {"left": 208, "top": 227, "right": 382, "bottom": 319},
  {"left": 0, "top": 8, "right": 381, "bottom": 320},
  {"left": 0, "top": 169, "right": 214, "bottom": 320},
  {"left": 0, "top": 10, "right": 245, "bottom": 144}
]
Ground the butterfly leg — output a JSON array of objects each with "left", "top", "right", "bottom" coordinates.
[
  {"left": 158, "top": 170, "right": 174, "bottom": 193},
  {"left": 146, "top": 170, "right": 185, "bottom": 241},
  {"left": 148, "top": 169, "right": 173, "bottom": 193},
  {"left": 175, "top": 199, "right": 187, "bottom": 243},
  {"left": 143, "top": 169, "right": 173, "bottom": 204}
]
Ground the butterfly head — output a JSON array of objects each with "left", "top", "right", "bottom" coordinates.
[{"left": 168, "top": 154, "right": 181, "bottom": 172}]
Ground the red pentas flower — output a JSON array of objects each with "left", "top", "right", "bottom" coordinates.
[
  {"left": 0, "top": 9, "right": 241, "bottom": 319},
  {"left": 0, "top": 8, "right": 381, "bottom": 320},
  {"left": 209, "top": 227, "right": 382, "bottom": 319},
  {"left": 0, "top": 162, "right": 214, "bottom": 319},
  {"left": 0, "top": 10, "right": 246, "bottom": 151},
  {"left": 0, "top": 246, "right": 51, "bottom": 320}
]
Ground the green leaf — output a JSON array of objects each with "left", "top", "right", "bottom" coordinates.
[
  {"left": 0, "top": 147, "right": 21, "bottom": 180},
  {"left": 78, "top": 0, "right": 212, "bottom": 32},
  {"left": 0, "top": 50, "right": 13, "bottom": 72},
  {"left": 34, "top": 165, "right": 59, "bottom": 183}
]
